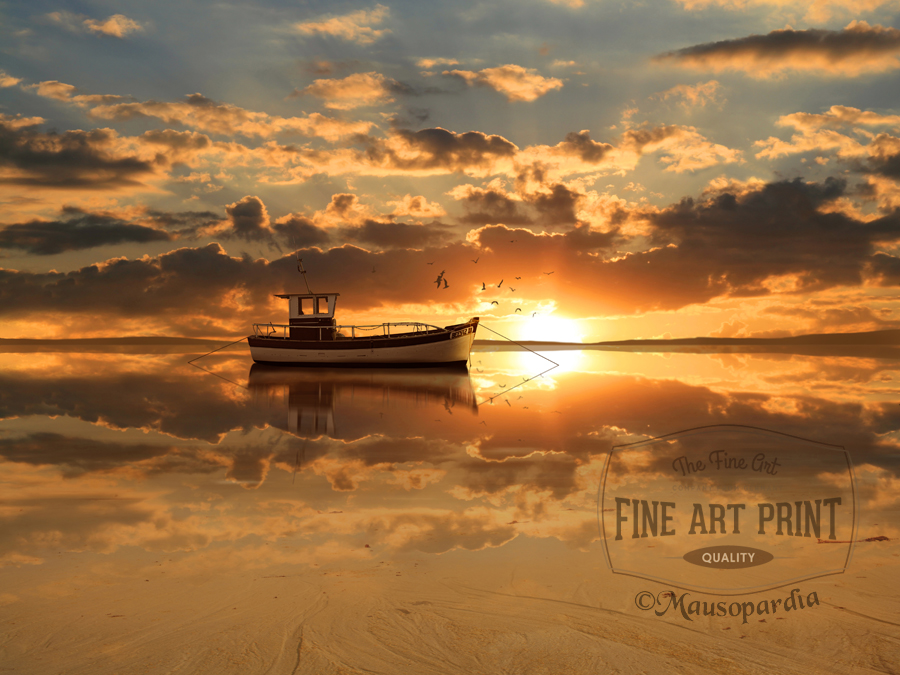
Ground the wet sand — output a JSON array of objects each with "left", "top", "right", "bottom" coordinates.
[{"left": 3, "top": 538, "right": 897, "bottom": 674}]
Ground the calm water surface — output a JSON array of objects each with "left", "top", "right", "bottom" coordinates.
[{"left": 2, "top": 346, "right": 898, "bottom": 673}]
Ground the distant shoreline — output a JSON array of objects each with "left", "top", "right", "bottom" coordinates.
[
  {"left": 2, "top": 329, "right": 899, "bottom": 355},
  {"left": 477, "top": 328, "right": 900, "bottom": 348}
]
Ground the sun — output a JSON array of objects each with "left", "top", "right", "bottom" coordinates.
[{"left": 520, "top": 314, "right": 585, "bottom": 344}]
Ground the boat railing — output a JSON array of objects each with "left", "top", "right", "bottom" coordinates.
[{"left": 252, "top": 322, "right": 446, "bottom": 340}]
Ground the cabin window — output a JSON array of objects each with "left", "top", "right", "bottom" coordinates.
[
  {"left": 316, "top": 297, "right": 328, "bottom": 314},
  {"left": 300, "top": 297, "right": 314, "bottom": 315}
]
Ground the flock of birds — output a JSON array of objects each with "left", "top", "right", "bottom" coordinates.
[{"left": 428, "top": 253, "right": 554, "bottom": 315}]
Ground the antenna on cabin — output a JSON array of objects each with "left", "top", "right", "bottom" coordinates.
[{"left": 297, "top": 256, "right": 313, "bottom": 294}]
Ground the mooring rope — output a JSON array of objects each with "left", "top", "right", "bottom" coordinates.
[
  {"left": 186, "top": 335, "right": 249, "bottom": 389},
  {"left": 474, "top": 324, "right": 560, "bottom": 406}
]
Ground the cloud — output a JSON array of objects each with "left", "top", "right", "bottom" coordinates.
[
  {"left": 770, "top": 105, "right": 900, "bottom": 132},
  {"left": 0, "top": 113, "right": 45, "bottom": 130},
  {"left": 45, "top": 11, "right": 144, "bottom": 38},
  {"left": 272, "top": 214, "right": 331, "bottom": 249},
  {"left": 416, "top": 57, "right": 459, "bottom": 70},
  {"left": 86, "top": 92, "right": 373, "bottom": 140},
  {"left": 622, "top": 125, "right": 743, "bottom": 173},
  {"left": 0, "top": 115, "right": 158, "bottom": 190},
  {"left": 294, "top": 4, "right": 390, "bottom": 44},
  {"left": 655, "top": 80, "right": 723, "bottom": 108},
  {"left": 525, "top": 183, "right": 583, "bottom": 225},
  {"left": 340, "top": 219, "right": 455, "bottom": 249},
  {"left": 225, "top": 195, "right": 272, "bottom": 241},
  {"left": 0, "top": 208, "right": 171, "bottom": 255},
  {"left": 643, "top": 177, "right": 900, "bottom": 297},
  {"left": 270, "top": 124, "right": 740, "bottom": 188},
  {"left": 0, "top": 433, "right": 188, "bottom": 477},
  {"left": 673, "top": 0, "right": 900, "bottom": 24},
  {"left": 654, "top": 21, "right": 900, "bottom": 77},
  {"left": 753, "top": 107, "right": 900, "bottom": 180},
  {"left": 444, "top": 65, "right": 564, "bottom": 102},
  {"left": 83, "top": 14, "right": 144, "bottom": 38},
  {"left": 348, "top": 127, "right": 520, "bottom": 177},
  {"left": 0, "top": 243, "right": 285, "bottom": 336},
  {"left": 0, "top": 71, "right": 21, "bottom": 88},
  {"left": 387, "top": 194, "right": 447, "bottom": 218},
  {"left": 465, "top": 178, "right": 900, "bottom": 314},
  {"left": 297, "top": 72, "right": 398, "bottom": 110},
  {"left": 763, "top": 304, "right": 900, "bottom": 332},
  {"left": 449, "top": 183, "right": 532, "bottom": 225},
  {"left": 866, "top": 133, "right": 900, "bottom": 178},
  {"left": 205, "top": 195, "right": 302, "bottom": 248}
]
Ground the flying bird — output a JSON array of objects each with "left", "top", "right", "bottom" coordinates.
[
  {"left": 472, "top": 257, "right": 479, "bottom": 263},
  {"left": 543, "top": 271, "right": 554, "bottom": 275},
  {"left": 498, "top": 279, "right": 503, "bottom": 288},
  {"left": 490, "top": 300, "right": 499, "bottom": 305},
  {"left": 427, "top": 261, "right": 435, "bottom": 265},
  {"left": 372, "top": 266, "right": 376, "bottom": 273},
  {"left": 515, "top": 308, "right": 521, "bottom": 313},
  {"left": 443, "top": 278, "right": 449, "bottom": 289},
  {"left": 509, "top": 287, "right": 516, "bottom": 292},
  {"left": 532, "top": 312, "right": 537, "bottom": 317},
  {"left": 479, "top": 420, "right": 486, "bottom": 425},
  {"left": 482, "top": 282, "right": 486, "bottom": 290}
]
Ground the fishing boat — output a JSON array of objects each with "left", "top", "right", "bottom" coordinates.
[{"left": 248, "top": 262, "right": 479, "bottom": 367}]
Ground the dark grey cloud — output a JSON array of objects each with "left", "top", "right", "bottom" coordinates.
[
  {"left": 458, "top": 187, "right": 532, "bottom": 226},
  {"left": 359, "top": 127, "right": 518, "bottom": 173},
  {"left": 142, "top": 207, "right": 222, "bottom": 238},
  {"left": 0, "top": 117, "right": 156, "bottom": 189},
  {"left": 224, "top": 195, "right": 273, "bottom": 243},
  {"left": 340, "top": 219, "right": 454, "bottom": 249},
  {"left": 0, "top": 209, "right": 171, "bottom": 255},
  {"left": 645, "top": 177, "right": 900, "bottom": 295},
  {"left": 0, "top": 432, "right": 194, "bottom": 477},
  {"left": 555, "top": 130, "right": 613, "bottom": 163},
  {"left": 525, "top": 183, "right": 581, "bottom": 226},
  {"left": 654, "top": 22, "right": 900, "bottom": 76},
  {"left": 272, "top": 214, "right": 331, "bottom": 248}
]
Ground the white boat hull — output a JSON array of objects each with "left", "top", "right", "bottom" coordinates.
[{"left": 247, "top": 319, "right": 478, "bottom": 366}]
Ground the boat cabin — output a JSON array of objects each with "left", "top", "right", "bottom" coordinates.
[{"left": 275, "top": 292, "right": 340, "bottom": 340}]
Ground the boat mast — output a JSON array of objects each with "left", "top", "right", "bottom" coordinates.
[{"left": 297, "top": 256, "right": 313, "bottom": 294}]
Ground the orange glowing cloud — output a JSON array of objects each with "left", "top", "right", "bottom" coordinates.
[
  {"left": 297, "top": 72, "right": 397, "bottom": 110},
  {"left": 89, "top": 93, "right": 372, "bottom": 140},
  {"left": 387, "top": 194, "right": 447, "bottom": 218},
  {"left": 655, "top": 21, "right": 900, "bottom": 78},
  {"left": 293, "top": 4, "right": 390, "bottom": 44},
  {"left": 45, "top": 11, "right": 144, "bottom": 38},
  {"left": 753, "top": 105, "right": 900, "bottom": 165},
  {"left": 444, "top": 65, "right": 564, "bottom": 102},
  {"left": 655, "top": 80, "right": 723, "bottom": 108},
  {"left": 83, "top": 14, "right": 144, "bottom": 38},
  {"left": 674, "top": 0, "right": 897, "bottom": 23},
  {"left": 23, "top": 80, "right": 372, "bottom": 141},
  {"left": 0, "top": 71, "right": 22, "bottom": 88}
]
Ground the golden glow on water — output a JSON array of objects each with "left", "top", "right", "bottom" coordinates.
[
  {"left": 520, "top": 314, "right": 585, "bottom": 343},
  {"left": 1, "top": 347, "right": 899, "bottom": 672}
]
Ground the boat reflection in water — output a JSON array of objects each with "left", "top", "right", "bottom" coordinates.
[{"left": 247, "top": 364, "right": 478, "bottom": 439}]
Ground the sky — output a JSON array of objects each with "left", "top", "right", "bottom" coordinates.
[{"left": 2, "top": 0, "right": 900, "bottom": 341}]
